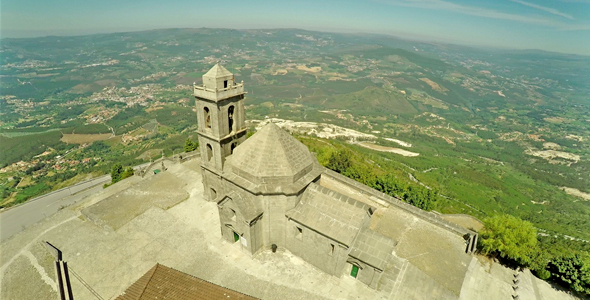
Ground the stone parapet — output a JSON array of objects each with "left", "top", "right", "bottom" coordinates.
[{"left": 194, "top": 83, "right": 244, "bottom": 101}]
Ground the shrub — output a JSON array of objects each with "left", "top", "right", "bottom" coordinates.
[{"left": 479, "top": 214, "right": 538, "bottom": 266}]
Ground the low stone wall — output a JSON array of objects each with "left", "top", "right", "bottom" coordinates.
[
  {"left": 178, "top": 150, "right": 201, "bottom": 162},
  {"left": 322, "top": 169, "right": 478, "bottom": 252},
  {"left": 440, "top": 214, "right": 484, "bottom": 232},
  {"left": 138, "top": 151, "right": 201, "bottom": 177}
]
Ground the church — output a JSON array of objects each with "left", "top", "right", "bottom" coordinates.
[{"left": 193, "top": 63, "right": 478, "bottom": 289}]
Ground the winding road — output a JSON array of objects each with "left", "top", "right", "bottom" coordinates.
[
  {"left": 0, "top": 163, "right": 151, "bottom": 243},
  {"left": 0, "top": 175, "right": 110, "bottom": 242}
]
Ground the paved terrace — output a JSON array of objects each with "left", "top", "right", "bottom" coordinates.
[{"left": 0, "top": 159, "right": 580, "bottom": 300}]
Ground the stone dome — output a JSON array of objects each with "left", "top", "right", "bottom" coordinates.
[{"left": 228, "top": 122, "right": 315, "bottom": 184}]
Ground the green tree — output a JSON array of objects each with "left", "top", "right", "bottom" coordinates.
[
  {"left": 529, "top": 248, "right": 551, "bottom": 280},
  {"left": 121, "top": 167, "right": 135, "bottom": 180},
  {"left": 184, "top": 138, "right": 198, "bottom": 152},
  {"left": 405, "top": 186, "right": 438, "bottom": 211},
  {"left": 548, "top": 253, "right": 590, "bottom": 294},
  {"left": 110, "top": 163, "right": 123, "bottom": 184},
  {"left": 326, "top": 149, "right": 352, "bottom": 174},
  {"left": 479, "top": 214, "right": 538, "bottom": 266}
]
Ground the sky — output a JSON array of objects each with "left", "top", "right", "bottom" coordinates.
[{"left": 1, "top": 0, "right": 589, "bottom": 55}]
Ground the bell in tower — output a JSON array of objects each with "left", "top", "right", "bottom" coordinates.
[{"left": 194, "top": 63, "right": 247, "bottom": 201}]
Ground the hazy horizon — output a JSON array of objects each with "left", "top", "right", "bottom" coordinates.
[
  {"left": 3, "top": 26, "right": 589, "bottom": 58},
  {"left": 2, "top": 0, "right": 590, "bottom": 55}
]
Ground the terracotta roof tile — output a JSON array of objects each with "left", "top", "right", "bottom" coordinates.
[{"left": 116, "top": 264, "right": 259, "bottom": 300}]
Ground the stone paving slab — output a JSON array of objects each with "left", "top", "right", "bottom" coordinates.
[
  {"left": 1, "top": 256, "right": 58, "bottom": 300},
  {"left": 82, "top": 171, "right": 188, "bottom": 230},
  {"left": 394, "top": 263, "right": 457, "bottom": 300},
  {"left": 371, "top": 206, "right": 471, "bottom": 296}
]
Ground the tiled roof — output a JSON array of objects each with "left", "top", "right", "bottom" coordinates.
[
  {"left": 349, "top": 227, "right": 396, "bottom": 271},
  {"left": 286, "top": 183, "right": 370, "bottom": 246},
  {"left": 229, "top": 122, "right": 315, "bottom": 184},
  {"left": 115, "top": 264, "right": 259, "bottom": 300}
]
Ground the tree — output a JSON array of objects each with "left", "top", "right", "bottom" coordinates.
[
  {"left": 184, "top": 138, "right": 198, "bottom": 152},
  {"left": 479, "top": 214, "right": 538, "bottom": 266},
  {"left": 326, "top": 149, "right": 352, "bottom": 174},
  {"left": 405, "top": 186, "right": 438, "bottom": 211},
  {"left": 121, "top": 167, "right": 134, "bottom": 180},
  {"left": 110, "top": 163, "right": 123, "bottom": 183},
  {"left": 547, "top": 253, "right": 590, "bottom": 294},
  {"left": 529, "top": 248, "right": 551, "bottom": 280}
]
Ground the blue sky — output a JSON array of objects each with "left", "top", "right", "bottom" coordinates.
[{"left": 2, "top": 0, "right": 589, "bottom": 55}]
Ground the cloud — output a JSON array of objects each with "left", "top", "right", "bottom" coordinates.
[
  {"left": 376, "top": 0, "right": 561, "bottom": 26},
  {"left": 510, "top": 0, "right": 574, "bottom": 20}
]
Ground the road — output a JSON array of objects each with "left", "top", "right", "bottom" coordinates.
[
  {"left": 0, "top": 163, "right": 152, "bottom": 243},
  {"left": 0, "top": 175, "right": 110, "bottom": 242}
]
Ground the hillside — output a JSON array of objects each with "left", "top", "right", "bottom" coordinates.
[{"left": 1, "top": 28, "right": 589, "bottom": 244}]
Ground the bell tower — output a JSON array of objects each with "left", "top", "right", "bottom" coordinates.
[{"left": 194, "top": 63, "right": 247, "bottom": 201}]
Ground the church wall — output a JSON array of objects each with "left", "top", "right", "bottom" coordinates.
[
  {"left": 285, "top": 220, "right": 348, "bottom": 277},
  {"left": 343, "top": 259, "right": 382, "bottom": 288},
  {"left": 201, "top": 167, "right": 224, "bottom": 202},
  {"left": 196, "top": 95, "right": 245, "bottom": 139},
  {"left": 196, "top": 100, "right": 219, "bottom": 137},
  {"left": 222, "top": 130, "right": 247, "bottom": 158},
  {"left": 261, "top": 193, "right": 303, "bottom": 249},
  {"left": 215, "top": 95, "right": 245, "bottom": 137},
  {"left": 264, "top": 195, "right": 285, "bottom": 247},
  {"left": 217, "top": 199, "right": 264, "bottom": 255},
  {"left": 197, "top": 134, "right": 225, "bottom": 173},
  {"left": 249, "top": 217, "right": 264, "bottom": 254}
]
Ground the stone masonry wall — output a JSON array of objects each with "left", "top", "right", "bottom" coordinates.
[{"left": 285, "top": 219, "right": 349, "bottom": 277}]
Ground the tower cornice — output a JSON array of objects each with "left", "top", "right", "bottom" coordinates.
[
  {"left": 197, "top": 128, "right": 247, "bottom": 143},
  {"left": 194, "top": 82, "right": 245, "bottom": 102}
]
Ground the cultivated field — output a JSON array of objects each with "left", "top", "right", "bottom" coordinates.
[{"left": 60, "top": 133, "right": 112, "bottom": 144}]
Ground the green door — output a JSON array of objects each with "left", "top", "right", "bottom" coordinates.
[
  {"left": 233, "top": 232, "right": 239, "bottom": 242},
  {"left": 351, "top": 265, "right": 359, "bottom": 278}
]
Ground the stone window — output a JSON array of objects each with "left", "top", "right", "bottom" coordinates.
[
  {"left": 224, "top": 80, "right": 228, "bottom": 89},
  {"left": 210, "top": 188, "right": 217, "bottom": 200},
  {"left": 229, "top": 208, "right": 236, "bottom": 222},
  {"left": 204, "top": 107, "right": 211, "bottom": 129},
  {"left": 207, "top": 144, "right": 213, "bottom": 162},
  {"left": 228, "top": 105, "right": 234, "bottom": 133},
  {"left": 295, "top": 226, "right": 303, "bottom": 240},
  {"left": 329, "top": 243, "right": 335, "bottom": 256}
]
